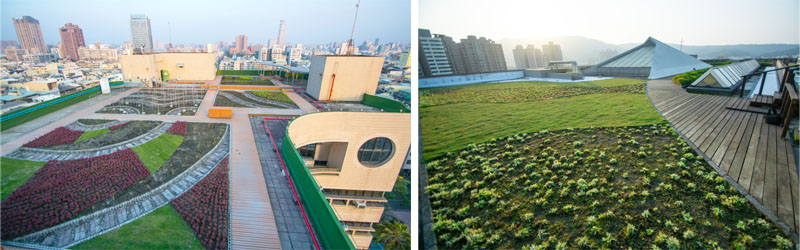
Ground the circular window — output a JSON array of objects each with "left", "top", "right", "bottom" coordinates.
[{"left": 357, "top": 137, "right": 394, "bottom": 167}]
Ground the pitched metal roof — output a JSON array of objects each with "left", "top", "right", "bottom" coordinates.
[
  {"left": 690, "top": 59, "right": 759, "bottom": 88},
  {"left": 588, "top": 37, "right": 712, "bottom": 79}
]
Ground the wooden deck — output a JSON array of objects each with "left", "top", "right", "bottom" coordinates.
[{"left": 647, "top": 79, "right": 799, "bottom": 236}]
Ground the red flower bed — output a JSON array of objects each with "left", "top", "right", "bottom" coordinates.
[
  {"left": 171, "top": 157, "right": 229, "bottom": 250},
  {"left": 109, "top": 121, "right": 130, "bottom": 130},
  {"left": 0, "top": 149, "right": 150, "bottom": 239},
  {"left": 167, "top": 121, "right": 188, "bottom": 136},
  {"left": 22, "top": 127, "right": 84, "bottom": 148}
]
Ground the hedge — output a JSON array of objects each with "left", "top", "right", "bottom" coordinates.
[{"left": 361, "top": 94, "right": 410, "bottom": 113}]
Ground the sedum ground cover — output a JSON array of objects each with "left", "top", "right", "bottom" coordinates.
[{"left": 426, "top": 124, "right": 795, "bottom": 249}]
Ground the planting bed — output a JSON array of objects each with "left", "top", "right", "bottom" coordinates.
[
  {"left": 220, "top": 76, "right": 273, "bottom": 86},
  {"left": 97, "top": 88, "right": 206, "bottom": 116},
  {"left": 43, "top": 121, "right": 160, "bottom": 150},
  {"left": 1, "top": 149, "right": 149, "bottom": 240},
  {"left": 214, "top": 90, "right": 297, "bottom": 109},
  {"left": 23, "top": 127, "right": 84, "bottom": 147},
  {"left": 171, "top": 156, "right": 230, "bottom": 250},
  {"left": 77, "top": 119, "right": 114, "bottom": 125},
  {"left": 426, "top": 124, "right": 795, "bottom": 249},
  {"left": 80, "top": 122, "right": 228, "bottom": 215}
]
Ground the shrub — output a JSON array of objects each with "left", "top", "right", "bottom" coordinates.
[
  {"left": 1, "top": 149, "right": 149, "bottom": 239},
  {"left": 168, "top": 121, "right": 188, "bottom": 136},
  {"left": 22, "top": 127, "right": 84, "bottom": 147},
  {"left": 171, "top": 157, "right": 229, "bottom": 250}
]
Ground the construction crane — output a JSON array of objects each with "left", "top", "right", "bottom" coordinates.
[{"left": 346, "top": 0, "right": 360, "bottom": 56}]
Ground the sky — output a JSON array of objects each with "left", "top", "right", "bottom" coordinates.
[
  {"left": 2, "top": 0, "right": 410, "bottom": 46},
  {"left": 420, "top": 0, "right": 800, "bottom": 45}
]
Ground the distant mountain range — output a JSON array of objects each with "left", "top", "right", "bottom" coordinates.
[{"left": 498, "top": 36, "right": 799, "bottom": 67}]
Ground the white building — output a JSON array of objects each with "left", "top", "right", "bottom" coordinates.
[
  {"left": 78, "top": 46, "right": 119, "bottom": 61},
  {"left": 418, "top": 29, "right": 452, "bottom": 76}
]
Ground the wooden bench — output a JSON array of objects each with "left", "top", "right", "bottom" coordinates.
[
  {"left": 208, "top": 108, "right": 232, "bottom": 118},
  {"left": 779, "top": 83, "right": 798, "bottom": 138}
]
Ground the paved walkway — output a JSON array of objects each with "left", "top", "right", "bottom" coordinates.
[{"left": 647, "top": 79, "right": 799, "bottom": 237}]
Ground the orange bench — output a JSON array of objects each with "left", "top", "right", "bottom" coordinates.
[{"left": 208, "top": 108, "right": 232, "bottom": 118}]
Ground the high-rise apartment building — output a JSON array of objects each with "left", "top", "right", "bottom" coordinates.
[
  {"left": 418, "top": 29, "right": 452, "bottom": 77},
  {"left": 235, "top": 35, "right": 248, "bottom": 53},
  {"left": 58, "top": 23, "right": 85, "bottom": 61},
  {"left": 436, "top": 34, "right": 466, "bottom": 75},
  {"left": 458, "top": 35, "right": 507, "bottom": 73},
  {"left": 541, "top": 41, "right": 563, "bottom": 64},
  {"left": 287, "top": 47, "right": 302, "bottom": 64},
  {"left": 129, "top": 15, "right": 153, "bottom": 54},
  {"left": 513, "top": 44, "right": 543, "bottom": 69},
  {"left": 277, "top": 19, "right": 286, "bottom": 45},
  {"left": 13, "top": 16, "right": 47, "bottom": 54}
]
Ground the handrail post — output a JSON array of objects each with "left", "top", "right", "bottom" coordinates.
[
  {"left": 758, "top": 71, "right": 767, "bottom": 96},
  {"left": 740, "top": 75, "right": 749, "bottom": 98}
]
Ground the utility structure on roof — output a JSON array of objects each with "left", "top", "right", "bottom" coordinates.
[{"left": 583, "top": 37, "right": 711, "bottom": 79}]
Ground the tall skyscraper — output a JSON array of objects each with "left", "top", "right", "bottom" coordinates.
[
  {"left": 418, "top": 29, "right": 452, "bottom": 77},
  {"left": 541, "top": 41, "right": 563, "bottom": 64},
  {"left": 129, "top": 15, "right": 153, "bottom": 54},
  {"left": 436, "top": 34, "right": 466, "bottom": 75},
  {"left": 458, "top": 35, "right": 507, "bottom": 73},
  {"left": 235, "top": 35, "right": 248, "bottom": 53},
  {"left": 59, "top": 23, "right": 85, "bottom": 61},
  {"left": 13, "top": 16, "right": 47, "bottom": 54},
  {"left": 277, "top": 19, "right": 286, "bottom": 46},
  {"left": 513, "top": 44, "right": 543, "bottom": 69}
]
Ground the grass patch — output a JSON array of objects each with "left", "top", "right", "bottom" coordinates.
[
  {"left": 77, "top": 119, "right": 114, "bottom": 125},
  {"left": 71, "top": 205, "right": 203, "bottom": 249},
  {"left": 74, "top": 128, "right": 110, "bottom": 143},
  {"left": 427, "top": 124, "right": 794, "bottom": 249},
  {"left": 132, "top": 133, "right": 184, "bottom": 173},
  {"left": 420, "top": 78, "right": 645, "bottom": 107},
  {"left": 1, "top": 91, "right": 101, "bottom": 131},
  {"left": 249, "top": 90, "right": 295, "bottom": 104},
  {"left": 0, "top": 157, "right": 46, "bottom": 200},
  {"left": 421, "top": 92, "right": 663, "bottom": 161}
]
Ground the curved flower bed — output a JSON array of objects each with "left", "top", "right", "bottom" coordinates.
[
  {"left": 168, "top": 121, "right": 188, "bottom": 136},
  {"left": 1, "top": 149, "right": 149, "bottom": 239},
  {"left": 109, "top": 121, "right": 130, "bottom": 131},
  {"left": 22, "top": 127, "right": 84, "bottom": 148},
  {"left": 171, "top": 156, "right": 229, "bottom": 250}
]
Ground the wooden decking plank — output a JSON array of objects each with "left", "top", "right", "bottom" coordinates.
[
  {"left": 785, "top": 136, "right": 800, "bottom": 232},
  {"left": 716, "top": 111, "right": 754, "bottom": 172},
  {"left": 775, "top": 133, "right": 795, "bottom": 231},
  {"left": 761, "top": 124, "right": 779, "bottom": 215},
  {"left": 726, "top": 112, "right": 758, "bottom": 180},
  {"left": 666, "top": 95, "right": 716, "bottom": 123},
  {"left": 672, "top": 96, "right": 725, "bottom": 131},
  {"left": 709, "top": 108, "right": 750, "bottom": 165},
  {"left": 696, "top": 99, "right": 744, "bottom": 153},
  {"left": 683, "top": 98, "right": 735, "bottom": 144},
  {"left": 661, "top": 94, "right": 703, "bottom": 117},
  {"left": 749, "top": 118, "right": 770, "bottom": 201},
  {"left": 654, "top": 94, "right": 691, "bottom": 109}
]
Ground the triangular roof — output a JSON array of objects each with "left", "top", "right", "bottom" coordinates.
[
  {"left": 590, "top": 37, "right": 711, "bottom": 79},
  {"left": 690, "top": 59, "right": 759, "bottom": 88}
]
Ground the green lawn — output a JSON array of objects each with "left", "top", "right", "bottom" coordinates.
[
  {"left": 1, "top": 157, "right": 46, "bottom": 200},
  {"left": 71, "top": 205, "right": 203, "bottom": 249},
  {"left": 75, "top": 128, "right": 110, "bottom": 143},
  {"left": 132, "top": 133, "right": 184, "bottom": 173},
  {"left": 421, "top": 92, "right": 664, "bottom": 161},
  {"left": 249, "top": 90, "right": 296, "bottom": 104}
]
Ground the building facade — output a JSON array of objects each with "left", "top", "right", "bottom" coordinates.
[
  {"left": 459, "top": 35, "right": 507, "bottom": 73},
  {"left": 120, "top": 52, "right": 216, "bottom": 85},
  {"left": 129, "top": 15, "right": 153, "bottom": 54},
  {"left": 235, "top": 35, "right": 248, "bottom": 54},
  {"left": 512, "top": 44, "right": 543, "bottom": 69},
  {"left": 59, "top": 23, "right": 85, "bottom": 61},
  {"left": 13, "top": 16, "right": 47, "bottom": 54},
  {"left": 78, "top": 46, "right": 118, "bottom": 61},
  {"left": 541, "top": 41, "right": 563, "bottom": 64},
  {"left": 418, "top": 29, "right": 452, "bottom": 77},
  {"left": 436, "top": 34, "right": 466, "bottom": 75},
  {"left": 306, "top": 55, "right": 384, "bottom": 102}
]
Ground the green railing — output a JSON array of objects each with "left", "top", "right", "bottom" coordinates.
[
  {"left": 280, "top": 133, "right": 356, "bottom": 250},
  {"left": 361, "top": 94, "right": 410, "bottom": 113},
  {"left": 215, "top": 70, "right": 261, "bottom": 76},
  {"left": 1, "top": 81, "right": 125, "bottom": 131}
]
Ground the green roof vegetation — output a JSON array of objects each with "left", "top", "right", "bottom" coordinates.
[
  {"left": 132, "top": 133, "right": 184, "bottom": 173},
  {"left": 1, "top": 157, "right": 46, "bottom": 200},
  {"left": 71, "top": 205, "right": 203, "bottom": 249}
]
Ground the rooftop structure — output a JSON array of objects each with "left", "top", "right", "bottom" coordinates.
[
  {"left": 120, "top": 52, "right": 216, "bottom": 85},
  {"left": 583, "top": 37, "right": 711, "bottom": 79},
  {"left": 690, "top": 59, "right": 760, "bottom": 89},
  {"left": 306, "top": 55, "right": 384, "bottom": 102}
]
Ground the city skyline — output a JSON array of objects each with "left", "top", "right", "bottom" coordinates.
[
  {"left": 420, "top": 0, "right": 800, "bottom": 46},
  {"left": 1, "top": 0, "right": 410, "bottom": 46}
]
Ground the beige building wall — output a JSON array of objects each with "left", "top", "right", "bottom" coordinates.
[
  {"left": 120, "top": 53, "right": 216, "bottom": 85},
  {"left": 24, "top": 80, "right": 57, "bottom": 92},
  {"left": 288, "top": 112, "right": 410, "bottom": 192},
  {"left": 306, "top": 55, "right": 384, "bottom": 102}
]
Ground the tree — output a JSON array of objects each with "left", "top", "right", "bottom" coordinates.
[
  {"left": 374, "top": 220, "right": 410, "bottom": 250},
  {"left": 385, "top": 176, "right": 410, "bottom": 206}
]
